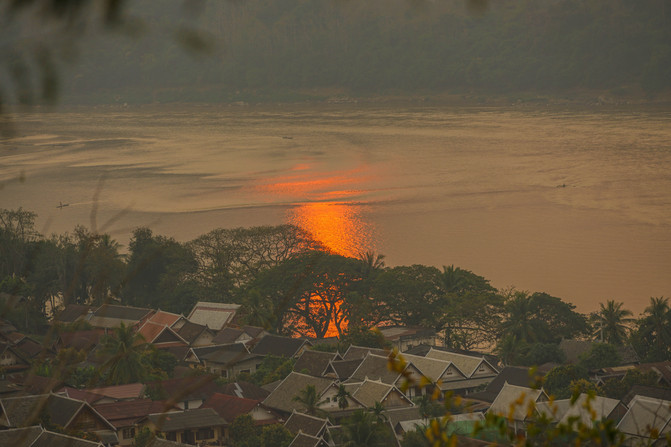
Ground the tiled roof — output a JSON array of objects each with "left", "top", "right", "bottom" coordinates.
[
  {"left": 251, "top": 334, "right": 309, "bottom": 358},
  {"left": 487, "top": 383, "right": 547, "bottom": 421},
  {"left": 94, "top": 399, "right": 173, "bottom": 428},
  {"left": 349, "top": 353, "right": 402, "bottom": 384},
  {"left": 187, "top": 302, "right": 240, "bottom": 331},
  {"left": 262, "top": 372, "right": 333, "bottom": 414},
  {"left": 289, "top": 432, "right": 327, "bottom": 447},
  {"left": 537, "top": 393, "right": 621, "bottom": 426},
  {"left": 377, "top": 326, "right": 436, "bottom": 341},
  {"left": 468, "top": 366, "right": 539, "bottom": 403},
  {"left": 86, "top": 383, "right": 145, "bottom": 400},
  {"left": 176, "top": 321, "right": 208, "bottom": 344},
  {"left": 212, "top": 327, "right": 246, "bottom": 345},
  {"left": 327, "top": 358, "right": 363, "bottom": 380},
  {"left": 148, "top": 408, "right": 226, "bottom": 432},
  {"left": 201, "top": 393, "right": 268, "bottom": 424},
  {"left": 58, "top": 387, "right": 107, "bottom": 404},
  {"left": 54, "top": 304, "right": 93, "bottom": 323},
  {"left": 425, "top": 349, "right": 496, "bottom": 377},
  {"left": 149, "top": 311, "right": 183, "bottom": 327},
  {"left": 617, "top": 395, "right": 671, "bottom": 438},
  {"left": 294, "top": 350, "right": 340, "bottom": 377},
  {"left": 349, "top": 379, "right": 399, "bottom": 408},
  {"left": 137, "top": 321, "right": 186, "bottom": 345},
  {"left": 148, "top": 375, "right": 221, "bottom": 403},
  {"left": 220, "top": 381, "right": 271, "bottom": 401},
  {"left": 0, "top": 426, "right": 105, "bottom": 447},
  {"left": 92, "top": 304, "right": 153, "bottom": 321},
  {"left": 341, "top": 345, "right": 388, "bottom": 360},
  {"left": 399, "top": 353, "right": 457, "bottom": 383},
  {"left": 284, "top": 411, "right": 328, "bottom": 436},
  {"left": 59, "top": 331, "right": 102, "bottom": 351}
]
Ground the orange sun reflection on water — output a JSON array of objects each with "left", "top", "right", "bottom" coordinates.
[{"left": 255, "top": 165, "right": 377, "bottom": 337}]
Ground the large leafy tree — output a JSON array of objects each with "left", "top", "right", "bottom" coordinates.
[
  {"left": 122, "top": 227, "right": 200, "bottom": 313},
  {"left": 591, "top": 300, "right": 634, "bottom": 345}
]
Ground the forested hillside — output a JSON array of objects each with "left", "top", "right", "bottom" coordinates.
[{"left": 63, "top": 0, "right": 671, "bottom": 103}]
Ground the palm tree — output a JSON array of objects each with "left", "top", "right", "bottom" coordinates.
[
  {"left": 357, "top": 251, "right": 386, "bottom": 278},
  {"left": 341, "top": 409, "right": 390, "bottom": 447},
  {"left": 499, "top": 292, "right": 540, "bottom": 343},
  {"left": 592, "top": 300, "right": 634, "bottom": 345},
  {"left": 637, "top": 296, "right": 671, "bottom": 360},
  {"left": 98, "top": 323, "right": 148, "bottom": 385},
  {"left": 368, "top": 401, "right": 387, "bottom": 422},
  {"left": 292, "top": 384, "right": 328, "bottom": 416},
  {"left": 336, "top": 384, "right": 352, "bottom": 410}
]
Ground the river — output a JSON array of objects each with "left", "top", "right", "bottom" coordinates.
[{"left": 1, "top": 103, "right": 670, "bottom": 315}]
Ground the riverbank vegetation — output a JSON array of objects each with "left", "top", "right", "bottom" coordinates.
[{"left": 2, "top": 207, "right": 669, "bottom": 365}]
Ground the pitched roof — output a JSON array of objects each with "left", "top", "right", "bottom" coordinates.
[
  {"left": 425, "top": 348, "right": 496, "bottom": 377},
  {"left": 468, "top": 366, "right": 539, "bottom": 403},
  {"left": 54, "top": 304, "right": 93, "bottom": 323},
  {"left": 58, "top": 387, "right": 107, "bottom": 405},
  {"left": 93, "top": 399, "right": 174, "bottom": 428},
  {"left": 58, "top": 330, "right": 102, "bottom": 351},
  {"left": 341, "top": 345, "right": 388, "bottom": 360},
  {"left": 252, "top": 334, "right": 310, "bottom": 358},
  {"left": 537, "top": 393, "right": 621, "bottom": 426},
  {"left": 622, "top": 385, "right": 671, "bottom": 406},
  {"left": 487, "top": 383, "right": 547, "bottom": 422},
  {"left": 284, "top": 411, "right": 328, "bottom": 436},
  {"left": 219, "top": 381, "right": 271, "bottom": 401},
  {"left": 294, "top": 350, "right": 340, "bottom": 377},
  {"left": 401, "top": 353, "right": 461, "bottom": 383},
  {"left": 148, "top": 408, "right": 226, "bottom": 432},
  {"left": 202, "top": 393, "right": 271, "bottom": 424},
  {"left": 325, "top": 358, "right": 363, "bottom": 380},
  {"left": 0, "top": 426, "right": 105, "bottom": 447},
  {"left": 348, "top": 379, "right": 408, "bottom": 408},
  {"left": 617, "top": 395, "right": 671, "bottom": 438},
  {"left": 212, "top": 327, "right": 246, "bottom": 345},
  {"left": 289, "top": 432, "right": 328, "bottom": 447},
  {"left": 377, "top": 326, "right": 436, "bottom": 341},
  {"left": 262, "top": 372, "right": 334, "bottom": 413},
  {"left": 148, "top": 310, "right": 183, "bottom": 327},
  {"left": 87, "top": 304, "right": 153, "bottom": 328},
  {"left": 137, "top": 321, "right": 186, "bottom": 345},
  {"left": 175, "top": 321, "right": 209, "bottom": 344},
  {"left": 0, "top": 394, "right": 114, "bottom": 431},
  {"left": 349, "top": 353, "right": 403, "bottom": 384},
  {"left": 148, "top": 375, "right": 222, "bottom": 403},
  {"left": 187, "top": 302, "right": 240, "bottom": 330},
  {"left": 85, "top": 383, "right": 145, "bottom": 400}
]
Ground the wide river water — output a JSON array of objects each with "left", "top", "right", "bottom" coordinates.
[{"left": 2, "top": 104, "right": 670, "bottom": 315}]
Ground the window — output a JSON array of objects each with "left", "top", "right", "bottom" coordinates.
[
  {"left": 166, "top": 433, "right": 177, "bottom": 441},
  {"left": 122, "top": 428, "right": 136, "bottom": 439},
  {"left": 240, "top": 369, "right": 250, "bottom": 374},
  {"left": 196, "top": 428, "right": 214, "bottom": 440},
  {"left": 221, "top": 370, "right": 228, "bottom": 378}
]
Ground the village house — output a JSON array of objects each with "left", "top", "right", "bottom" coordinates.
[
  {"left": 202, "top": 392, "right": 281, "bottom": 426},
  {"left": 94, "top": 399, "right": 175, "bottom": 446},
  {"left": 376, "top": 326, "right": 438, "bottom": 352},
  {"left": 141, "top": 408, "right": 227, "bottom": 445},
  {"left": 187, "top": 302, "right": 241, "bottom": 331},
  {"left": 487, "top": 382, "right": 549, "bottom": 435}
]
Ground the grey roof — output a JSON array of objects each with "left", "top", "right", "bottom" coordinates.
[
  {"left": 176, "top": 321, "right": 210, "bottom": 344},
  {"left": 623, "top": 386, "right": 671, "bottom": 406},
  {"left": 401, "top": 353, "right": 460, "bottom": 383},
  {"left": 349, "top": 353, "right": 402, "bottom": 384},
  {"left": 91, "top": 304, "right": 152, "bottom": 321},
  {"left": 617, "top": 395, "right": 671, "bottom": 438},
  {"left": 252, "top": 334, "right": 310, "bottom": 358},
  {"left": 487, "top": 383, "right": 548, "bottom": 422},
  {"left": 201, "top": 349, "right": 261, "bottom": 366},
  {"left": 0, "top": 426, "right": 105, "bottom": 447},
  {"left": 385, "top": 406, "right": 423, "bottom": 427},
  {"left": 425, "top": 348, "right": 497, "bottom": 377},
  {"left": 294, "top": 350, "right": 340, "bottom": 377},
  {"left": 348, "top": 379, "right": 410, "bottom": 408},
  {"left": 262, "top": 372, "right": 334, "bottom": 414},
  {"left": 147, "top": 438, "right": 192, "bottom": 447},
  {"left": 326, "top": 358, "right": 363, "bottom": 380},
  {"left": 341, "top": 345, "right": 388, "bottom": 360},
  {"left": 220, "top": 381, "right": 271, "bottom": 401},
  {"left": 468, "top": 366, "right": 539, "bottom": 403},
  {"left": 148, "top": 408, "right": 226, "bottom": 432},
  {"left": 187, "top": 302, "right": 240, "bottom": 331},
  {"left": 536, "top": 393, "right": 622, "bottom": 426},
  {"left": 284, "top": 411, "right": 329, "bottom": 436},
  {"left": 54, "top": 304, "right": 93, "bottom": 323},
  {"left": 289, "top": 432, "right": 328, "bottom": 447},
  {"left": 212, "top": 327, "right": 246, "bottom": 344}
]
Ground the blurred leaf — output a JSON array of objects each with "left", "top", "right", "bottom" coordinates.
[{"left": 36, "top": 47, "right": 59, "bottom": 104}]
